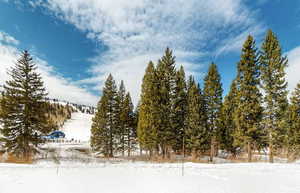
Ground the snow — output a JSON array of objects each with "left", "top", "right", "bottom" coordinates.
[
  {"left": 0, "top": 161, "right": 300, "bottom": 193},
  {"left": 1, "top": 112, "right": 300, "bottom": 193},
  {"left": 61, "top": 112, "right": 93, "bottom": 142}
]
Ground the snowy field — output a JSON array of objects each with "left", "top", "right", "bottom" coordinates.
[
  {"left": 0, "top": 161, "right": 300, "bottom": 193},
  {"left": 1, "top": 112, "right": 300, "bottom": 193}
]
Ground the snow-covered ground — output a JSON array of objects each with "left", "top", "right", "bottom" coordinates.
[
  {"left": 1, "top": 112, "right": 300, "bottom": 193},
  {"left": 61, "top": 112, "right": 93, "bottom": 142},
  {"left": 0, "top": 161, "right": 300, "bottom": 193}
]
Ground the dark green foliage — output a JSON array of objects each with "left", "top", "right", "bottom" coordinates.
[
  {"left": 259, "top": 30, "right": 289, "bottom": 162},
  {"left": 185, "top": 77, "right": 208, "bottom": 157},
  {"left": 137, "top": 61, "right": 159, "bottom": 153},
  {"left": 203, "top": 63, "right": 223, "bottom": 161},
  {"left": 156, "top": 48, "right": 177, "bottom": 157},
  {"left": 219, "top": 80, "right": 238, "bottom": 154},
  {"left": 123, "top": 93, "right": 137, "bottom": 156},
  {"left": 91, "top": 95, "right": 110, "bottom": 156},
  {"left": 91, "top": 74, "right": 119, "bottom": 157},
  {"left": 286, "top": 83, "right": 300, "bottom": 159},
  {"left": 117, "top": 80, "right": 127, "bottom": 155},
  {"left": 171, "top": 66, "right": 187, "bottom": 153},
  {"left": 0, "top": 50, "right": 49, "bottom": 158},
  {"left": 234, "top": 36, "right": 264, "bottom": 162}
]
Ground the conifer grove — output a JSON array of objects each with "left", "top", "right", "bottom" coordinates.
[
  {"left": 1, "top": 30, "right": 300, "bottom": 163},
  {"left": 91, "top": 30, "right": 300, "bottom": 162}
]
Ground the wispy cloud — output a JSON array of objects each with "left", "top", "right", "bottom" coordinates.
[
  {"left": 286, "top": 46, "right": 300, "bottom": 95},
  {"left": 30, "top": 0, "right": 265, "bottom": 103},
  {"left": 0, "top": 31, "right": 19, "bottom": 45},
  {"left": 0, "top": 32, "right": 98, "bottom": 106}
]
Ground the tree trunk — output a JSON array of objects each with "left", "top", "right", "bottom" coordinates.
[
  {"left": 247, "top": 141, "right": 252, "bottom": 162},
  {"left": 269, "top": 133, "right": 274, "bottom": 163},
  {"left": 127, "top": 140, "right": 131, "bottom": 157},
  {"left": 210, "top": 137, "right": 215, "bottom": 162},
  {"left": 269, "top": 143, "right": 274, "bottom": 163},
  {"left": 191, "top": 149, "right": 197, "bottom": 160}
]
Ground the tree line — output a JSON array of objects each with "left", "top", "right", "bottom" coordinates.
[{"left": 91, "top": 30, "right": 300, "bottom": 162}]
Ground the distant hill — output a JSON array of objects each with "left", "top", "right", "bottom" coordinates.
[{"left": 45, "top": 98, "right": 96, "bottom": 115}]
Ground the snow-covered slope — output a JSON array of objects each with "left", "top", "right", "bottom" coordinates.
[
  {"left": 61, "top": 112, "right": 93, "bottom": 142},
  {"left": 0, "top": 162, "right": 300, "bottom": 193}
]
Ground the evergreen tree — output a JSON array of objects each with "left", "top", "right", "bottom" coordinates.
[
  {"left": 234, "top": 35, "right": 264, "bottom": 162},
  {"left": 91, "top": 95, "right": 110, "bottom": 156},
  {"left": 185, "top": 77, "right": 208, "bottom": 158},
  {"left": 203, "top": 62, "right": 223, "bottom": 162},
  {"left": 219, "top": 80, "right": 238, "bottom": 155},
  {"left": 123, "top": 92, "right": 136, "bottom": 156},
  {"left": 137, "top": 61, "right": 159, "bottom": 155},
  {"left": 156, "top": 48, "right": 176, "bottom": 158},
  {"left": 0, "top": 50, "right": 49, "bottom": 158},
  {"left": 171, "top": 66, "right": 187, "bottom": 153},
  {"left": 117, "top": 80, "right": 127, "bottom": 156},
  {"left": 286, "top": 83, "right": 300, "bottom": 160},
  {"left": 259, "top": 30, "right": 289, "bottom": 163},
  {"left": 90, "top": 74, "right": 118, "bottom": 157}
]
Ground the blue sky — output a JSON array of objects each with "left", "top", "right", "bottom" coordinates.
[{"left": 0, "top": 0, "right": 300, "bottom": 106}]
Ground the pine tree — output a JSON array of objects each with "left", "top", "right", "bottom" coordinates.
[
  {"left": 0, "top": 50, "right": 49, "bottom": 158},
  {"left": 259, "top": 30, "right": 289, "bottom": 163},
  {"left": 171, "top": 66, "right": 187, "bottom": 153},
  {"left": 203, "top": 62, "right": 223, "bottom": 162},
  {"left": 286, "top": 83, "right": 300, "bottom": 160},
  {"left": 117, "top": 80, "right": 126, "bottom": 156},
  {"left": 91, "top": 95, "right": 110, "bottom": 156},
  {"left": 123, "top": 92, "right": 136, "bottom": 156},
  {"left": 155, "top": 48, "right": 177, "bottom": 158},
  {"left": 219, "top": 80, "right": 238, "bottom": 155},
  {"left": 90, "top": 74, "right": 118, "bottom": 157},
  {"left": 137, "top": 61, "right": 159, "bottom": 155},
  {"left": 185, "top": 76, "right": 208, "bottom": 159},
  {"left": 234, "top": 35, "right": 264, "bottom": 162}
]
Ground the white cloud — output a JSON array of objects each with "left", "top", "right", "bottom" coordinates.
[
  {"left": 286, "top": 46, "right": 300, "bottom": 95},
  {"left": 0, "top": 35, "right": 98, "bottom": 106},
  {"left": 31, "top": 0, "right": 264, "bottom": 104},
  {"left": 0, "top": 31, "right": 19, "bottom": 45}
]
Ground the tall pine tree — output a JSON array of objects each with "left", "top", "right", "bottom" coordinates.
[
  {"left": 91, "top": 74, "right": 119, "bottom": 157},
  {"left": 234, "top": 35, "right": 263, "bottom": 162},
  {"left": 137, "top": 61, "right": 159, "bottom": 156},
  {"left": 156, "top": 48, "right": 176, "bottom": 158},
  {"left": 123, "top": 92, "right": 136, "bottom": 156},
  {"left": 185, "top": 76, "right": 208, "bottom": 158},
  {"left": 259, "top": 30, "right": 289, "bottom": 163},
  {"left": 91, "top": 95, "right": 110, "bottom": 157},
  {"left": 219, "top": 80, "right": 239, "bottom": 155},
  {"left": 286, "top": 83, "right": 300, "bottom": 160},
  {"left": 203, "top": 62, "right": 223, "bottom": 162},
  {"left": 171, "top": 66, "right": 187, "bottom": 153},
  {"left": 0, "top": 50, "right": 49, "bottom": 158},
  {"left": 117, "top": 80, "right": 127, "bottom": 156}
]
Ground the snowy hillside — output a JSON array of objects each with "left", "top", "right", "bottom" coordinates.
[
  {"left": 0, "top": 162, "right": 300, "bottom": 193},
  {"left": 61, "top": 112, "right": 93, "bottom": 142}
]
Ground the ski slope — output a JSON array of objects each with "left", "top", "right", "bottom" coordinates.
[
  {"left": 61, "top": 112, "right": 93, "bottom": 142},
  {"left": 0, "top": 162, "right": 300, "bottom": 193}
]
